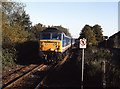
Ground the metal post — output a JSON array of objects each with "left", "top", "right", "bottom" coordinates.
[
  {"left": 81, "top": 48, "right": 84, "bottom": 89},
  {"left": 102, "top": 61, "right": 106, "bottom": 88}
]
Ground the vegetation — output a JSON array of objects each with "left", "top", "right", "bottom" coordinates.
[
  {"left": 2, "top": 2, "right": 30, "bottom": 66},
  {"left": 79, "top": 24, "right": 103, "bottom": 46},
  {"left": 81, "top": 46, "right": 120, "bottom": 88},
  {"left": 78, "top": 24, "right": 120, "bottom": 87},
  {"left": 79, "top": 25, "right": 97, "bottom": 46},
  {"left": 93, "top": 24, "right": 103, "bottom": 42},
  {"left": 2, "top": 48, "right": 16, "bottom": 67},
  {"left": 2, "top": 2, "right": 30, "bottom": 46},
  {"left": 31, "top": 23, "right": 47, "bottom": 40},
  {"left": 107, "top": 31, "right": 120, "bottom": 48}
]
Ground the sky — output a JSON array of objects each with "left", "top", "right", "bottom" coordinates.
[{"left": 23, "top": 1, "right": 118, "bottom": 38}]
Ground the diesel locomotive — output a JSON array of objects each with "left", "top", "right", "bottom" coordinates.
[{"left": 39, "top": 27, "right": 75, "bottom": 64}]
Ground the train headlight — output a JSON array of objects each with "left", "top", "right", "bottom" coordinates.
[
  {"left": 55, "top": 50, "right": 57, "bottom": 52},
  {"left": 57, "top": 42, "right": 59, "bottom": 45},
  {"left": 45, "top": 43, "right": 47, "bottom": 45},
  {"left": 50, "top": 48, "right": 54, "bottom": 51},
  {"left": 41, "top": 42, "right": 44, "bottom": 44}
]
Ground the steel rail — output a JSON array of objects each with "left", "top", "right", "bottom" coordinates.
[
  {"left": 2, "top": 64, "right": 44, "bottom": 89},
  {"left": 3, "top": 66, "right": 27, "bottom": 79}
]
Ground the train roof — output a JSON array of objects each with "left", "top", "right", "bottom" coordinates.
[{"left": 41, "top": 27, "right": 63, "bottom": 33}]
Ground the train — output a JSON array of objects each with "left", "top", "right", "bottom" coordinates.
[{"left": 39, "top": 27, "right": 75, "bottom": 64}]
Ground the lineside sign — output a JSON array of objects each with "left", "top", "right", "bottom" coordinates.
[
  {"left": 80, "top": 38, "right": 87, "bottom": 89},
  {"left": 80, "top": 38, "right": 86, "bottom": 48}
]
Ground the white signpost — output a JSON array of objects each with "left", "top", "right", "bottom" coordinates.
[{"left": 80, "top": 38, "right": 86, "bottom": 89}]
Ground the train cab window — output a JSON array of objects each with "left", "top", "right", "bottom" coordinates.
[
  {"left": 52, "top": 33, "right": 61, "bottom": 40},
  {"left": 40, "top": 33, "right": 50, "bottom": 39}
]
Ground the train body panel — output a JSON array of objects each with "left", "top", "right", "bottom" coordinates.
[
  {"left": 62, "top": 34, "right": 72, "bottom": 52},
  {"left": 40, "top": 40, "right": 62, "bottom": 52}
]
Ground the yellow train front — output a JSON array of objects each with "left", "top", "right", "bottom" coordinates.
[{"left": 39, "top": 27, "right": 75, "bottom": 64}]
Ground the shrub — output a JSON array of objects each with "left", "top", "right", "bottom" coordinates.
[{"left": 2, "top": 48, "right": 17, "bottom": 67}]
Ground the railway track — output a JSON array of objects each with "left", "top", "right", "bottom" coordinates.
[
  {"left": 35, "top": 52, "right": 73, "bottom": 88},
  {"left": 2, "top": 64, "right": 40, "bottom": 86},
  {"left": 2, "top": 53, "right": 71, "bottom": 89},
  {"left": 2, "top": 66, "right": 26, "bottom": 78},
  {"left": 2, "top": 64, "right": 46, "bottom": 89}
]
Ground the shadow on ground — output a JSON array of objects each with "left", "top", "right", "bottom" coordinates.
[
  {"left": 15, "top": 41, "right": 42, "bottom": 65},
  {"left": 43, "top": 48, "right": 81, "bottom": 88},
  {"left": 42, "top": 48, "right": 105, "bottom": 89}
]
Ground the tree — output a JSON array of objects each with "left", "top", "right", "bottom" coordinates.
[
  {"left": 92, "top": 24, "right": 103, "bottom": 43},
  {"left": 79, "top": 25, "right": 97, "bottom": 46},
  {"left": 31, "top": 23, "right": 47, "bottom": 40},
  {"left": 14, "top": 11, "right": 32, "bottom": 31},
  {"left": 2, "top": 2, "right": 32, "bottom": 30},
  {"left": 2, "top": 2, "right": 30, "bottom": 47},
  {"left": 2, "top": 1, "right": 31, "bottom": 66}
]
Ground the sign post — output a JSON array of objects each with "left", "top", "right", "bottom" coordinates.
[{"left": 79, "top": 38, "right": 86, "bottom": 89}]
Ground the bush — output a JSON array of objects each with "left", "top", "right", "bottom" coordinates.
[{"left": 2, "top": 48, "right": 17, "bottom": 67}]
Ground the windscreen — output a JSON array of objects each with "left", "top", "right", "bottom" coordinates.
[
  {"left": 40, "top": 33, "right": 50, "bottom": 39},
  {"left": 52, "top": 33, "right": 61, "bottom": 40}
]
